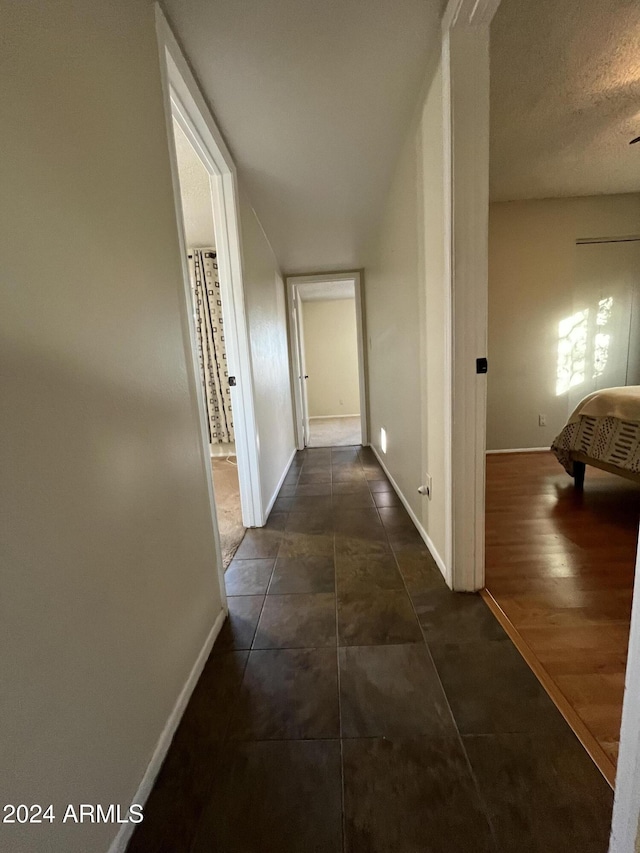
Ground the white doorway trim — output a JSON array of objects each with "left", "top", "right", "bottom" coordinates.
[
  {"left": 442, "top": 0, "right": 500, "bottom": 592},
  {"left": 444, "top": 0, "right": 640, "bottom": 847},
  {"left": 155, "top": 6, "right": 263, "bottom": 551},
  {"left": 285, "top": 271, "right": 369, "bottom": 449}
]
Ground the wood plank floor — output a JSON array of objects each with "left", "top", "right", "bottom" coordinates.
[{"left": 485, "top": 451, "right": 640, "bottom": 783}]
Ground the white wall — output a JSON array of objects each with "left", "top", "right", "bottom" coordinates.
[
  {"left": 302, "top": 298, "right": 360, "bottom": 417},
  {"left": 0, "top": 3, "right": 292, "bottom": 851},
  {"left": 238, "top": 189, "right": 296, "bottom": 514},
  {"left": 488, "top": 194, "right": 640, "bottom": 450},
  {"left": 364, "top": 55, "right": 449, "bottom": 569},
  {"left": 173, "top": 120, "right": 216, "bottom": 248}
]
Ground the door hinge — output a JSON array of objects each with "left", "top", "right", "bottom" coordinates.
[{"left": 476, "top": 358, "right": 488, "bottom": 374}]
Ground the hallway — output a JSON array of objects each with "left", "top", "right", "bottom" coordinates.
[{"left": 129, "top": 445, "right": 613, "bottom": 852}]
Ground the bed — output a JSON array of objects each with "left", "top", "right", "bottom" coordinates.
[{"left": 551, "top": 386, "right": 640, "bottom": 489}]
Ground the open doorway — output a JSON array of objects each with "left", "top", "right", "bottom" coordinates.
[
  {"left": 481, "top": 0, "right": 640, "bottom": 787},
  {"left": 171, "top": 121, "right": 244, "bottom": 566},
  {"left": 286, "top": 272, "right": 369, "bottom": 449},
  {"left": 157, "top": 12, "right": 264, "bottom": 580}
]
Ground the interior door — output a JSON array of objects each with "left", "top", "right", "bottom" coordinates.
[{"left": 292, "top": 290, "right": 310, "bottom": 446}]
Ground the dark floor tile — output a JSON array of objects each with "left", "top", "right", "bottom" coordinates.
[
  {"left": 212, "top": 596, "right": 264, "bottom": 652},
  {"left": 280, "top": 530, "right": 334, "bottom": 558},
  {"left": 430, "top": 637, "right": 570, "bottom": 735},
  {"left": 372, "top": 490, "right": 402, "bottom": 507},
  {"left": 192, "top": 740, "right": 342, "bottom": 853},
  {"left": 224, "top": 558, "right": 274, "bottom": 595},
  {"left": 298, "top": 470, "right": 332, "bottom": 484},
  {"left": 127, "top": 651, "right": 248, "bottom": 853},
  {"left": 332, "top": 481, "right": 373, "bottom": 496},
  {"left": 413, "top": 589, "right": 506, "bottom": 645},
  {"left": 336, "top": 552, "right": 404, "bottom": 594},
  {"left": 289, "top": 494, "right": 333, "bottom": 513},
  {"left": 368, "top": 479, "right": 394, "bottom": 493},
  {"left": 331, "top": 460, "right": 363, "bottom": 473},
  {"left": 363, "top": 466, "right": 385, "bottom": 480},
  {"left": 272, "top": 496, "right": 294, "bottom": 512},
  {"left": 278, "top": 484, "right": 297, "bottom": 497},
  {"left": 234, "top": 527, "right": 282, "bottom": 559},
  {"left": 332, "top": 448, "right": 360, "bottom": 461},
  {"left": 263, "top": 511, "right": 287, "bottom": 532},
  {"left": 377, "top": 506, "right": 415, "bottom": 530},
  {"left": 463, "top": 732, "right": 613, "bottom": 853},
  {"left": 342, "top": 737, "right": 496, "bottom": 853},
  {"left": 253, "top": 593, "right": 337, "bottom": 649},
  {"left": 395, "top": 551, "right": 446, "bottom": 595},
  {"left": 294, "top": 482, "right": 333, "bottom": 496},
  {"left": 333, "top": 509, "right": 387, "bottom": 541},
  {"left": 386, "top": 527, "right": 429, "bottom": 552},
  {"left": 332, "top": 491, "right": 375, "bottom": 509},
  {"left": 286, "top": 509, "right": 333, "bottom": 533},
  {"left": 302, "top": 448, "right": 331, "bottom": 460},
  {"left": 332, "top": 469, "right": 367, "bottom": 483},
  {"left": 338, "top": 588, "right": 422, "bottom": 646},
  {"left": 339, "top": 644, "right": 456, "bottom": 738},
  {"left": 228, "top": 648, "right": 339, "bottom": 739},
  {"left": 335, "top": 535, "right": 391, "bottom": 559},
  {"left": 269, "top": 555, "right": 335, "bottom": 594}
]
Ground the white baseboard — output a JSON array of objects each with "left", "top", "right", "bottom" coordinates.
[
  {"left": 370, "top": 447, "right": 449, "bottom": 584},
  {"left": 309, "top": 414, "right": 360, "bottom": 420},
  {"left": 107, "top": 608, "right": 226, "bottom": 853},
  {"left": 262, "top": 446, "right": 297, "bottom": 524},
  {"left": 486, "top": 447, "right": 549, "bottom": 455}
]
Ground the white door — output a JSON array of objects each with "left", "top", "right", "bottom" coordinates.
[{"left": 292, "top": 290, "right": 310, "bottom": 446}]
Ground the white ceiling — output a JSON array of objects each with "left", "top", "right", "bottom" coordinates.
[
  {"left": 490, "top": 0, "right": 640, "bottom": 201},
  {"left": 297, "top": 280, "right": 355, "bottom": 302},
  {"left": 173, "top": 121, "right": 216, "bottom": 248},
  {"left": 164, "top": 0, "right": 443, "bottom": 273}
]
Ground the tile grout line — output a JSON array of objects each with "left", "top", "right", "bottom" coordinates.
[
  {"left": 366, "top": 458, "right": 501, "bottom": 851},
  {"left": 332, "top": 448, "right": 348, "bottom": 853}
]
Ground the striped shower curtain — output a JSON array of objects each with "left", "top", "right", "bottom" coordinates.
[{"left": 187, "top": 249, "right": 234, "bottom": 445}]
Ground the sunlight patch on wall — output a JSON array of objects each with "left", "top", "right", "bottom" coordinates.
[
  {"left": 556, "top": 298, "right": 615, "bottom": 395},
  {"left": 556, "top": 309, "right": 589, "bottom": 395},
  {"left": 594, "top": 297, "right": 613, "bottom": 378}
]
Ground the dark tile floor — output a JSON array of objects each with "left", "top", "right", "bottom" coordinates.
[{"left": 127, "top": 446, "right": 613, "bottom": 853}]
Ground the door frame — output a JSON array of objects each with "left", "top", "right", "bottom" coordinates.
[
  {"left": 156, "top": 6, "right": 263, "bottom": 545},
  {"left": 442, "top": 0, "right": 500, "bottom": 592},
  {"left": 444, "top": 0, "right": 640, "bottom": 845},
  {"left": 285, "top": 271, "right": 369, "bottom": 449}
]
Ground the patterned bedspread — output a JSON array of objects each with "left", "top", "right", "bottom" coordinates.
[{"left": 551, "top": 415, "right": 640, "bottom": 477}]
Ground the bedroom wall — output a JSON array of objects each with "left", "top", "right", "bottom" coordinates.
[
  {"left": 364, "top": 55, "right": 448, "bottom": 572},
  {"left": 302, "top": 298, "right": 360, "bottom": 418},
  {"left": 488, "top": 193, "right": 640, "bottom": 451}
]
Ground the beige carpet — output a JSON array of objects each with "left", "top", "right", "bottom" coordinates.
[
  {"left": 308, "top": 416, "right": 361, "bottom": 447},
  {"left": 211, "top": 457, "right": 245, "bottom": 568}
]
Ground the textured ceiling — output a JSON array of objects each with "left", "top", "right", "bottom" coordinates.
[
  {"left": 297, "top": 280, "right": 355, "bottom": 301},
  {"left": 164, "top": 0, "right": 443, "bottom": 273},
  {"left": 491, "top": 0, "right": 640, "bottom": 201}
]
